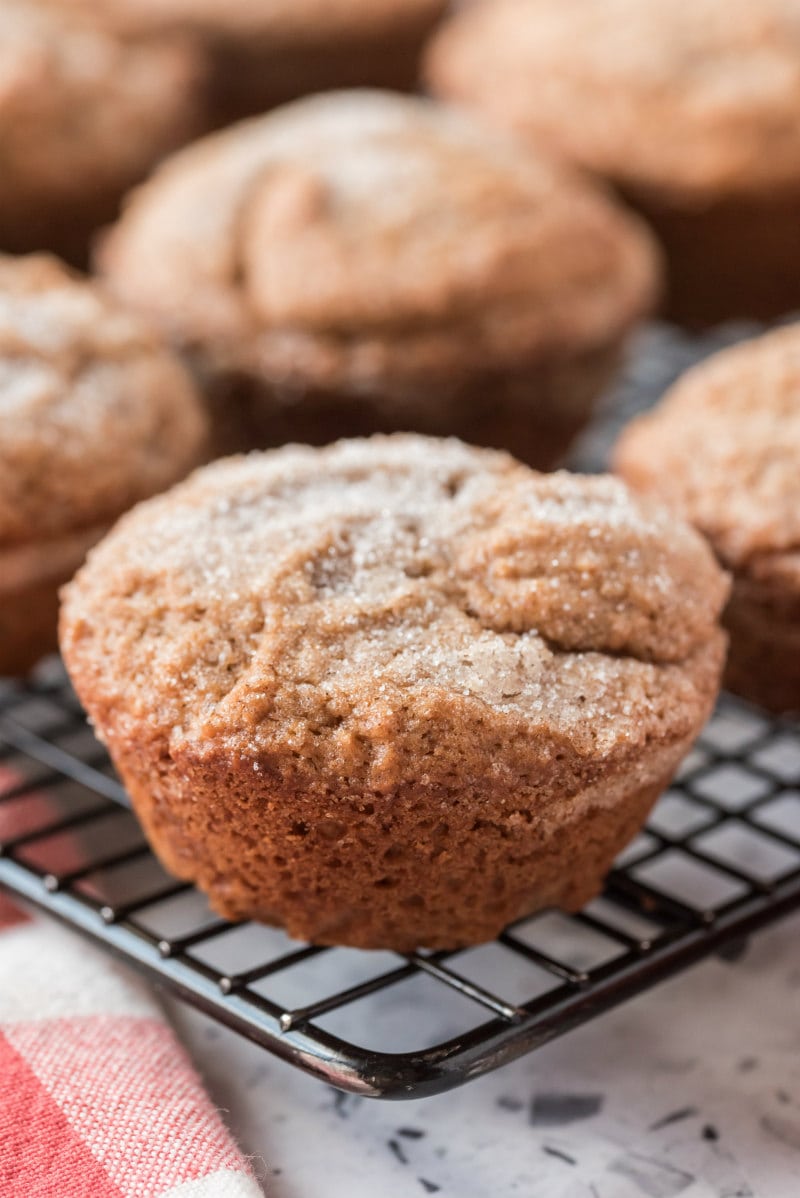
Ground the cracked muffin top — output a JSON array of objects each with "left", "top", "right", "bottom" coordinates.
[
  {"left": 42, "top": 0, "right": 445, "bottom": 43},
  {"left": 0, "top": 255, "right": 207, "bottom": 547},
  {"left": 98, "top": 91, "right": 659, "bottom": 391},
  {"left": 614, "top": 325, "right": 800, "bottom": 572},
  {"left": 60, "top": 436, "right": 728, "bottom": 781},
  {"left": 426, "top": 0, "right": 800, "bottom": 200},
  {"left": 0, "top": 1, "right": 203, "bottom": 219}
]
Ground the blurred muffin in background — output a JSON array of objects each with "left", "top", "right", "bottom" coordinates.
[
  {"left": 0, "top": 1, "right": 205, "bottom": 266},
  {"left": 0, "top": 255, "right": 207, "bottom": 676},
  {"left": 615, "top": 325, "right": 800, "bottom": 713},
  {"left": 98, "top": 90, "right": 660, "bottom": 466},
  {"left": 426, "top": 0, "right": 800, "bottom": 327},
  {"left": 41, "top": 0, "right": 448, "bottom": 123}
]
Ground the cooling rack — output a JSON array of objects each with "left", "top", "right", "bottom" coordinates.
[{"left": 1, "top": 663, "right": 799, "bottom": 1099}]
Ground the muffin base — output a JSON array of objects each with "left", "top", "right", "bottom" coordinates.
[
  {"left": 208, "top": 19, "right": 443, "bottom": 124},
  {"left": 621, "top": 184, "right": 800, "bottom": 328},
  {"left": 723, "top": 579, "right": 800, "bottom": 715},
  {"left": 201, "top": 341, "right": 621, "bottom": 469},
  {"left": 101, "top": 734, "right": 694, "bottom": 951},
  {"left": 0, "top": 193, "right": 126, "bottom": 270},
  {"left": 0, "top": 526, "right": 107, "bottom": 677},
  {"left": 0, "top": 576, "right": 62, "bottom": 677}
]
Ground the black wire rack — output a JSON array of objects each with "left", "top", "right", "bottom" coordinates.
[{"left": 1, "top": 662, "right": 799, "bottom": 1099}]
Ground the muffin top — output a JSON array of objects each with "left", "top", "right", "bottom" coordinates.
[
  {"left": 426, "top": 0, "right": 800, "bottom": 200},
  {"left": 99, "top": 91, "right": 659, "bottom": 393},
  {"left": 615, "top": 325, "right": 800, "bottom": 573},
  {"left": 0, "top": 255, "right": 207, "bottom": 548},
  {"left": 0, "top": 1, "right": 202, "bottom": 216},
  {"left": 61, "top": 436, "right": 728, "bottom": 783},
  {"left": 42, "top": 0, "right": 445, "bottom": 43}
]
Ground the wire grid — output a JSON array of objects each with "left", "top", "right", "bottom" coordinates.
[{"left": 1, "top": 663, "right": 799, "bottom": 1099}]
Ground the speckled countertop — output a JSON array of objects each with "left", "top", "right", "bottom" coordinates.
[{"left": 169, "top": 908, "right": 800, "bottom": 1197}]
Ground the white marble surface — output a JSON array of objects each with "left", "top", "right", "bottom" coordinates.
[{"left": 169, "top": 910, "right": 800, "bottom": 1198}]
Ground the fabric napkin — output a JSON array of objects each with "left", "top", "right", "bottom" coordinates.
[{"left": 0, "top": 772, "right": 263, "bottom": 1198}]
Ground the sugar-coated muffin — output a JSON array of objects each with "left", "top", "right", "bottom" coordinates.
[
  {"left": 615, "top": 326, "right": 800, "bottom": 713},
  {"left": 43, "top": 0, "right": 447, "bottom": 122},
  {"left": 0, "top": 1, "right": 204, "bottom": 265},
  {"left": 60, "top": 436, "right": 728, "bottom": 950},
  {"left": 99, "top": 90, "right": 660, "bottom": 466},
  {"left": 0, "top": 255, "right": 207, "bottom": 675},
  {"left": 426, "top": 0, "right": 800, "bottom": 326}
]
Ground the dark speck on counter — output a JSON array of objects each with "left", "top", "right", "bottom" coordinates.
[{"left": 530, "top": 1092, "right": 604, "bottom": 1126}]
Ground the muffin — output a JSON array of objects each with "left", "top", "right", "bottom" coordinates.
[
  {"left": 0, "top": 255, "right": 207, "bottom": 676},
  {"left": 60, "top": 436, "right": 728, "bottom": 950},
  {"left": 99, "top": 90, "right": 660, "bottom": 466},
  {"left": 426, "top": 0, "right": 800, "bottom": 327},
  {"left": 0, "top": 1, "right": 204, "bottom": 265},
  {"left": 615, "top": 326, "right": 800, "bottom": 714},
  {"left": 43, "top": 0, "right": 447, "bottom": 122}
]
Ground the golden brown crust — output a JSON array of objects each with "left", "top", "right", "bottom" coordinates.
[
  {"left": 99, "top": 91, "right": 660, "bottom": 400},
  {"left": 0, "top": 255, "right": 208, "bottom": 549},
  {"left": 426, "top": 0, "right": 800, "bottom": 202},
  {"left": 615, "top": 325, "right": 800, "bottom": 712},
  {"left": 0, "top": 2, "right": 204, "bottom": 254},
  {"left": 60, "top": 436, "right": 728, "bottom": 947}
]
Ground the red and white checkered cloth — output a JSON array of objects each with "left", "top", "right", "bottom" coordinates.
[{"left": 0, "top": 772, "right": 263, "bottom": 1198}]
